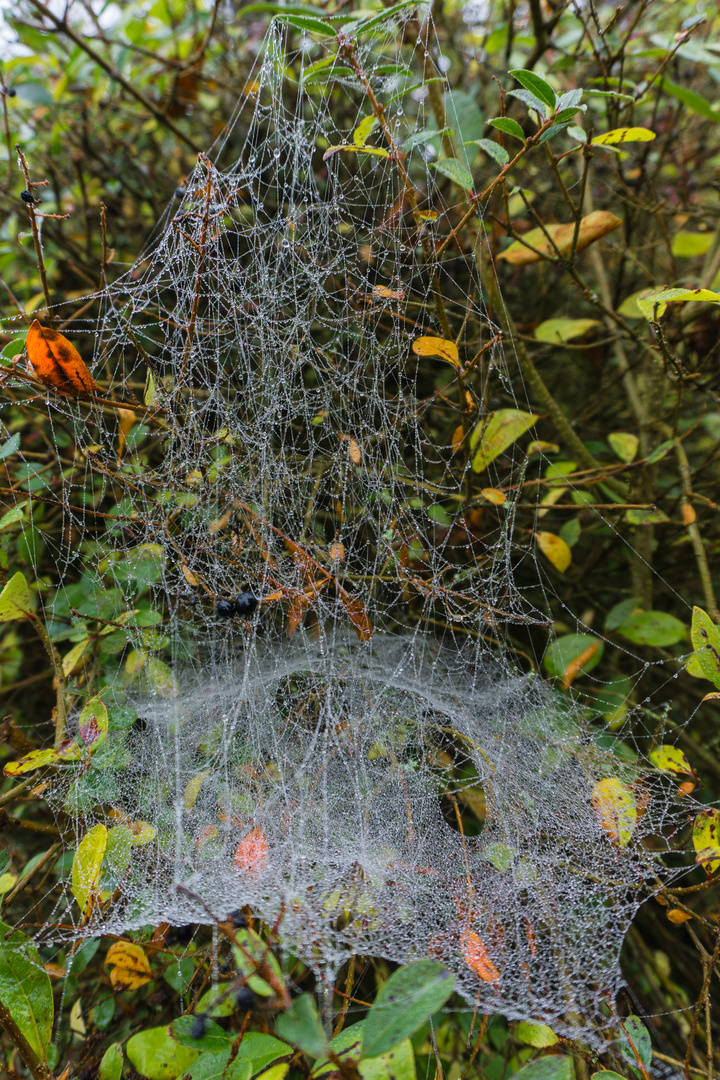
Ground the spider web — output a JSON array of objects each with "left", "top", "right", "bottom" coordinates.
[{"left": 0, "top": 10, "right": 693, "bottom": 1046}]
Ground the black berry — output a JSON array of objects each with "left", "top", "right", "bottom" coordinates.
[
  {"left": 217, "top": 599, "right": 236, "bottom": 618},
  {"left": 7, "top": 88, "right": 16, "bottom": 98},
  {"left": 226, "top": 909, "right": 247, "bottom": 928},
  {"left": 234, "top": 592, "right": 258, "bottom": 617},
  {"left": 20, "top": 190, "right": 34, "bottom": 205},
  {"left": 235, "top": 985, "right": 256, "bottom": 1010}
]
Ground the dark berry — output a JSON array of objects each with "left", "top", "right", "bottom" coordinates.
[
  {"left": 217, "top": 599, "right": 236, "bottom": 618},
  {"left": 173, "top": 924, "right": 194, "bottom": 945},
  {"left": 175, "top": 187, "right": 186, "bottom": 199},
  {"left": 235, "top": 985, "right": 256, "bottom": 1010},
  {"left": 190, "top": 1014, "right": 207, "bottom": 1040},
  {"left": 226, "top": 909, "right": 247, "bottom": 928},
  {"left": 7, "top": 88, "right": 16, "bottom": 98},
  {"left": 20, "top": 190, "right": 35, "bottom": 204},
  {"left": 234, "top": 592, "right": 258, "bottom": 617}
]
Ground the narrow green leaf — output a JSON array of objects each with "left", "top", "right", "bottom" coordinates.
[
  {"left": 509, "top": 69, "right": 556, "bottom": 109},
  {"left": 661, "top": 77, "right": 720, "bottom": 123},
  {"left": 353, "top": 0, "right": 423, "bottom": 36},
  {"left": 431, "top": 157, "right": 474, "bottom": 191},
  {"left": 99, "top": 1044, "right": 124, "bottom": 1080},
  {"left": 691, "top": 607, "right": 720, "bottom": 688},
  {"left": 276, "top": 994, "right": 327, "bottom": 1058},
  {"left": 279, "top": 14, "right": 336, "bottom": 37},
  {"left": 487, "top": 117, "right": 525, "bottom": 142},
  {"left": 361, "top": 960, "right": 454, "bottom": 1058},
  {"left": 0, "top": 433, "right": 21, "bottom": 461},
  {"left": 466, "top": 138, "right": 509, "bottom": 164}
]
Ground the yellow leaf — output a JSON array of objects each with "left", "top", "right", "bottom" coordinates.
[
  {"left": 592, "top": 778, "right": 637, "bottom": 847},
  {"left": 534, "top": 318, "right": 601, "bottom": 343},
  {"left": 497, "top": 211, "right": 622, "bottom": 265},
  {"left": 666, "top": 908, "right": 692, "bottom": 924},
  {"left": 183, "top": 772, "right": 209, "bottom": 810},
  {"left": 116, "top": 408, "right": 136, "bottom": 461},
  {"left": 470, "top": 409, "right": 539, "bottom": 473},
  {"left": 72, "top": 823, "right": 107, "bottom": 917},
  {"left": 128, "top": 820, "right": 157, "bottom": 846},
  {"left": 63, "top": 638, "right": 91, "bottom": 678},
  {"left": 70, "top": 998, "right": 86, "bottom": 1036},
  {"left": 591, "top": 127, "right": 656, "bottom": 145},
  {"left": 373, "top": 285, "right": 405, "bottom": 300},
  {"left": 412, "top": 336, "right": 460, "bottom": 368},
  {"left": 451, "top": 424, "right": 464, "bottom": 454},
  {"left": 481, "top": 488, "right": 507, "bottom": 506},
  {"left": 181, "top": 563, "right": 199, "bottom": 587},
  {"left": 106, "top": 941, "right": 152, "bottom": 992},
  {"left": 353, "top": 115, "right": 379, "bottom": 147},
  {"left": 535, "top": 531, "right": 571, "bottom": 572},
  {"left": 527, "top": 441, "right": 559, "bottom": 456},
  {"left": 323, "top": 144, "right": 389, "bottom": 160},
  {"left": 693, "top": 808, "right": 720, "bottom": 876},
  {"left": 648, "top": 745, "right": 694, "bottom": 777},
  {"left": 0, "top": 571, "right": 31, "bottom": 622}
]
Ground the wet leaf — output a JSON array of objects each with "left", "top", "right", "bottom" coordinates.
[
  {"left": 431, "top": 157, "right": 474, "bottom": 192},
  {"left": 461, "top": 931, "right": 500, "bottom": 983},
  {"left": 561, "top": 641, "right": 600, "bottom": 689},
  {"left": 692, "top": 808, "right": 720, "bottom": 876},
  {"left": 353, "top": 115, "right": 379, "bottom": 147},
  {"left": 362, "top": 960, "right": 454, "bottom": 1057},
  {"left": 608, "top": 431, "right": 639, "bottom": 463},
  {"left": 348, "top": 438, "right": 362, "bottom": 465},
  {"left": 544, "top": 634, "right": 604, "bottom": 679},
  {"left": 186, "top": 1050, "right": 251, "bottom": 1080},
  {"left": 329, "top": 542, "right": 345, "bottom": 562},
  {"left": 169, "top": 1016, "right": 232, "bottom": 1053},
  {"left": 470, "top": 409, "right": 539, "bottom": 473},
  {"left": 412, "top": 336, "right": 460, "bottom": 368},
  {"left": 509, "top": 69, "right": 556, "bottom": 110},
  {"left": 276, "top": 993, "right": 327, "bottom": 1058},
  {"left": 234, "top": 827, "right": 269, "bottom": 874},
  {"left": 373, "top": 286, "right": 405, "bottom": 300},
  {"left": 535, "top": 531, "right": 571, "bottom": 573},
  {"left": 26, "top": 320, "right": 100, "bottom": 396},
  {"left": 516, "top": 1022, "right": 558, "bottom": 1048},
  {"left": 637, "top": 287, "right": 720, "bottom": 320},
  {"left": 497, "top": 211, "right": 622, "bottom": 265},
  {"left": 690, "top": 607, "right": 720, "bottom": 688},
  {"left": 323, "top": 144, "right": 389, "bottom": 160},
  {"left": 126, "top": 1025, "right": 199, "bottom": 1079},
  {"left": 481, "top": 488, "right": 507, "bottom": 506},
  {"left": 618, "top": 1016, "right": 652, "bottom": 1071},
  {"left": 512, "top": 1060, "right": 573, "bottom": 1080},
  {"left": 534, "top": 318, "right": 600, "bottom": 343},
  {"left": 72, "top": 823, "right": 107, "bottom": 916},
  {"left": 592, "top": 778, "right": 637, "bottom": 847},
  {"left": 617, "top": 610, "right": 686, "bottom": 647},
  {"left": 340, "top": 592, "right": 373, "bottom": 642},
  {"left": 648, "top": 745, "right": 694, "bottom": 777},
  {"left": 78, "top": 695, "right": 109, "bottom": 751},
  {"left": 0, "top": 571, "right": 31, "bottom": 622},
  {"left": 0, "top": 920, "right": 53, "bottom": 1065},
  {"left": 312, "top": 1023, "right": 414, "bottom": 1080},
  {"left": 184, "top": 772, "right": 209, "bottom": 811},
  {"left": 106, "top": 941, "right": 152, "bottom": 992},
  {"left": 117, "top": 408, "right": 136, "bottom": 459},
  {"left": 591, "top": 127, "right": 655, "bottom": 144},
  {"left": 99, "top": 1043, "right": 123, "bottom": 1080}
]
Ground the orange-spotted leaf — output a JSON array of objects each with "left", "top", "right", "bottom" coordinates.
[
  {"left": 412, "top": 336, "right": 460, "bottom": 368},
  {"left": 535, "top": 531, "right": 572, "bottom": 573},
  {"left": 234, "top": 827, "right": 268, "bottom": 874},
  {"left": 692, "top": 808, "right": 720, "bottom": 876},
  {"left": 592, "top": 778, "right": 637, "bottom": 847},
  {"left": 26, "top": 320, "right": 100, "bottom": 396},
  {"left": 498, "top": 211, "right": 622, "bottom": 265},
  {"left": 106, "top": 941, "right": 152, "bottom": 992},
  {"left": 461, "top": 930, "right": 500, "bottom": 984}
]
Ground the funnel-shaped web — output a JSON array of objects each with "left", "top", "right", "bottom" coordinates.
[{"left": 27, "top": 14, "right": 686, "bottom": 1044}]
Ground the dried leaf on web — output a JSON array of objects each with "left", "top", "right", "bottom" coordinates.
[
  {"left": 234, "top": 828, "right": 269, "bottom": 874},
  {"left": 106, "top": 942, "right": 152, "bottom": 991},
  {"left": 497, "top": 211, "right": 622, "bottom": 265},
  {"left": 288, "top": 594, "right": 311, "bottom": 637},
  {"left": 26, "top": 320, "right": 100, "bottom": 396},
  {"left": 461, "top": 931, "right": 500, "bottom": 984},
  {"left": 339, "top": 591, "right": 373, "bottom": 642}
]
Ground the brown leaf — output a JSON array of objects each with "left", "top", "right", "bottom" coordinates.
[
  {"left": 681, "top": 500, "right": 696, "bottom": 525},
  {"left": 329, "top": 542, "right": 345, "bottom": 563},
  {"left": 497, "top": 211, "right": 623, "bottom": 266},
  {"left": 26, "top": 320, "right": 100, "bottom": 397},
  {"left": 106, "top": 941, "right": 152, "bottom": 991},
  {"left": 288, "top": 594, "right": 311, "bottom": 638},
  {"left": 117, "top": 408, "right": 136, "bottom": 461},
  {"left": 340, "top": 592, "right": 373, "bottom": 642}
]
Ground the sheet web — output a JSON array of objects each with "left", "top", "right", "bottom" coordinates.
[{"left": 3, "top": 12, "right": 692, "bottom": 1045}]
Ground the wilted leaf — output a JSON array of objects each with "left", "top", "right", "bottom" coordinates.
[
  {"left": 693, "top": 808, "right": 720, "bottom": 876},
  {"left": 26, "top": 320, "right": 100, "bottom": 396},
  {"left": 234, "top": 827, "right": 268, "bottom": 874},
  {"left": 535, "top": 531, "right": 571, "bottom": 573},
  {"left": 72, "top": 823, "right": 107, "bottom": 917},
  {"left": 412, "top": 336, "right": 460, "bottom": 368},
  {"left": 461, "top": 931, "right": 500, "bottom": 983},
  {"left": 373, "top": 286, "right": 405, "bottom": 300},
  {"left": 534, "top": 318, "right": 601, "bottom": 343},
  {"left": 481, "top": 488, "right": 506, "bottom": 506},
  {"left": 0, "top": 571, "right": 31, "bottom": 622},
  {"left": 470, "top": 409, "right": 539, "bottom": 473},
  {"left": 497, "top": 211, "right": 622, "bottom": 265},
  {"left": 117, "top": 408, "right": 136, "bottom": 460},
  {"left": 340, "top": 592, "right": 373, "bottom": 642},
  {"left": 591, "top": 127, "right": 655, "bottom": 144},
  {"left": 288, "top": 593, "right": 311, "bottom": 638},
  {"left": 329, "top": 541, "right": 345, "bottom": 562},
  {"left": 608, "top": 431, "right": 638, "bottom": 463},
  {"left": 648, "top": 745, "right": 694, "bottom": 777},
  {"left": 592, "top": 778, "right": 637, "bottom": 847},
  {"left": 106, "top": 941, "right": 152, "bottom": 992}
]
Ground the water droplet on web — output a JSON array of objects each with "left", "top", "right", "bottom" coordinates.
[{"left": 273, "top": 148, "right": 281, "bottom": 160}]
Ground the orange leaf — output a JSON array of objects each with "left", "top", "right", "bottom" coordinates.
[
  {"left": 461, "top": 930, "right": 500, "bottom": 984},
  {"left": 666, "top": 908, "right": 692, "bottom": 924},
  {"left": 288, "top": 593, "right": 311, "bottom": 638},
  {"left": 562, "top": 641, "right": 599, "bottom": 688},
  {"left": 681, "top": 501, "right": 696, "bottom": 525},
  {"left": 451, "top": 424, "right": 464, "bottom": 454},
  {"left": 348, "top": 438, "right": 362, "bottom": 465},
  {"left": 26, "top": 320, "right": 100, "bottom": 396},
  {"left": 329, "top": 542, "right": 345, "bottom": 563},
  {"left": 373, "top": 285, "right": 405, "bottom": 300},
  {"left": 412, "top": 336, "right": 460, "bottom": 368},
  {"left": 234, "top": 827, "right": 268, "bottom": 874},
  {"left": 497, "top": 211, "right": 622, "bottom": 265},
  {"left": 106, "top": 941, "right": 152, "bottom": 992},
  {"left": 340, "top": 592, "right": 373, "bottom": 642},
  {"left": 481, "top": 488, "right": 507, "bottom": 506}
]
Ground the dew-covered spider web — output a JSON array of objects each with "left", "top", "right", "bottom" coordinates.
[{"left": 2, "top": 9, "right": 695, "bottom": 1046}]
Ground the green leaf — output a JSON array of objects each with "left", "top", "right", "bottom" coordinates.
[
  {"left": 353, "top": 116, "right": 379, "bottom": 147},
  {"left": 483, "top": 842, "right": 514, "bottom": 871},
  {"left": 0, "top": 921, "right": 53, "bottom": 1065},
  {"left": 233, "top": 928, "right": 284, "bottom": 998},
  {"left": 508, "top": 88, "right": 549, "bottom": 116},
  {"left": 488, "top": 116, "right": 525, "bottom": 142},
  {"left": 279, "top": 14, "right": 336, "bottom": 36},
  {"left": 312, "top": 1022, "right": 415, "bottom": 1080},
  {"left": 661, "top": 78, "right": 720, "bottom": 123},
  {"left": 99, "top": 1044, "right": 124, "bottom": 1080},
  {"left": 78, "top": 695, "right": 109, "bottom": 751},
  {"left": 0, "top": 433, "right": 21, "bottom": 461},
  {"left": 470, "top": 409, "right": 539, "bottom": 473},
  {"left": 72, "top": 822, "right": 107, "bottom": 916},
  {"left": 236, "top": 1033, "right": 292, "bottom": 1074},
  {"left": 624, "top": 508, "right": 669, "bottom": 525},
  {"left": 465, "top": 138, "right": 509, "bottom": 164},
  {"left": 608, "top": 431, "right": 639, "bottom": 463},
  {"left": 605, "top": 597, "right": 642, "bottom": 632},
  {"left": 649, "top": 745, "right": 694, "bottom": 777},
  {"left": 402, "top": 128, "right": 453, "bottom": 151},
  {"left": 240, "top": 2, "right": 326, "bottom": 14},
  {"left": 646, "top": 439, "right": 674, "bottom": 464},
  {"left": 187, "top": 1049, "right": 251, "bottom": 1080},
  {"left": 195, "top": 983, "right": 236, "bottom": 1018},
  {"left": 544, "top": 633, "right": 604, "bottom": 679},
  {"left": 170, "top": 1017, "right": 232, "bottom": 1053},
  {"left": 511, "top": 1057, "right": 574, "bottom": 1080},
  {"left": 592, "top": 1073, "right": 628, "bottom": 1080},
  {"left": 516, "top": 1022, "right": 559, "bottom": 1048},
  {"left": 353, "top": 0, "right": 422, "bottom": 35},
  {"left": 637, "top": 287, "right": 720, "bottom": 320},
  {"left": 534, "top": 318, "right": 600, "bottom": 343},
  {"left": 361, "top": 960, "right": 454, "bottom": 1058},
  {"left": 431, "top": 157, "right": 474, "bottom": 192},
  {"left": 276, "top": 994, "right": 327, "bottom": 1058},
  {"left": 616, "top": 610, "right": 686, "bottom": 647},
  {"left": 127, "top": 1026, "right": 200, "bottom": 1080},
  {"left": 0, "top": 502, "right": 28, "bottom": 531},
  {"left": 672, "top": 232, "right": 714, "bottom": 257},
  {"left": 163, "top": 956, "right": 195, "bottom": 995},
  {"left": 0, "top": 571, "right": 31, "bottom": 621},
  {"left": 690, "top": 607, "right": 720, "bottom": 688},
  {"left": 618, "top": 1016, "right": 652, "bottom": 1072},
  {"left": 509, "top": 69, "right": 556, "bottom": 110}
]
